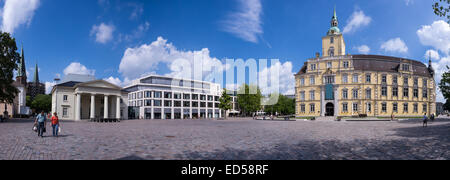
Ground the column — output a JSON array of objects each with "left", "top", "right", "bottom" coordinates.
[
  {"left": 75, "top": 93, "right": 81, "bottom": 120},
  {"left": 104, "top": 95, "right": 109, "bottom": 119},
  {"left": 116, "top": 96, "right": 121, "bottom": 119},
  {"left": 90, "top": 94, "right": 95, "bottom": 119}
]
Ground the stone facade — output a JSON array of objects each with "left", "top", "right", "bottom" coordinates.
[{"left": 294, "top": 9, "right": 436, "bottom": 118}]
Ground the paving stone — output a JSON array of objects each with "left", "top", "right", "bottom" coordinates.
[{"left": 0, "top": 118, "right": 448, "bottom": 160}]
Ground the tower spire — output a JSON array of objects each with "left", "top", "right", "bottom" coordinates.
[{"left": 34, "top": 63, "right": 39, "bottom": 84}]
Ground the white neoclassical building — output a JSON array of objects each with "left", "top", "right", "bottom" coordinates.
[
  {"left": 123, "top": 75, "right": 223, "bottom": 120},
  {"left": 51, "top": 80, "right": 128, "bottom": 121}
]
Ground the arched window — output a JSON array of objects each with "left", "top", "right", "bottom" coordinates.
[{"left": 328, "top": 47, "right": 335, "bottom": 57}]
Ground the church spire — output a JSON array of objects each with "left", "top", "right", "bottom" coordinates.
[{"left": 33, "top": 63, "right": 39, "bottom": 83}]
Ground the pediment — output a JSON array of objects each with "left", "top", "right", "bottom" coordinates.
[{"left": 75, "top": 80, "right": 122, "bottom": 90}]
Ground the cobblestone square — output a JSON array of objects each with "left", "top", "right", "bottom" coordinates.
[{"left": 0, "top": 118, "right": 448, "bottom": 160}]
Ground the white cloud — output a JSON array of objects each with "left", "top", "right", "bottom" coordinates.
[
  {"left": 355, "top": 45, "right": 371, "bottom": 54},
  {"left": 343, "top": 10, "right": 372, "bottom": 34},
  {"left": 90, "top": 23, "right": 115, "bottom": 44},
  {"left": 258, "top": 61, "right": 295, "bottom": 95},
  {"left": 119, "top": 36, "right": 225, "bottom": 81},
  {"left": 63, "top": 62, "right": 96, "bottom": 76},
  {"left": 222, "top": 0, "right": 263, "bottom": 43},
  {"left": 417, "top": 20, "right": 450, "bottom": 55},
  {"left": 103, "top": 76, "right": 132, "bottom": 87},
  {"left": 425, "top": 49, "right": 440, "bottom": 60},
  {"left": 1, "top": 0, "right": 40, "bottom": 33},
  {"left": 380, "top": 38, "right": 408, "bottom": 54},
  {"left": 45, "top": 82, "right": 56, "bottom": 94}
]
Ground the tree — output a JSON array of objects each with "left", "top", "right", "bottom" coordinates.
[
  {"left": 218, "top": 89, "right": 232, "bottom": 119},
  {"left": 31, "top": 94, "right": 51, "bottom": 113},
  {"left": 26, "top": 96, "right": 32, "bottom": 107},
  {"left": 264, "top": 94, "right": 295, "bottom": 116},
  {"left": 433, "top": 0, "right": 450, "bottom": 23},
  {"left": 237, "top": 84, "right": 263, "bottom": 116},
  {"left": 0, "top": 32, "right": 20, "bottom": 105},
  {"left": 440, "top": 66, "right": 450, "bottom": 110}
]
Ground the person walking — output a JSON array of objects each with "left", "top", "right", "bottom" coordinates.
[
  {"left": 423, "top": 113, "right": 428, "bottom": 128},
  {"left": 34, "top": 111, "right": 47, "bottom": 137},
  {"left": 430, "top": 114, "right": 435, "bottom": 123},
  {"left": 51, "top": 112, "right": 60, "bottom": 137}
]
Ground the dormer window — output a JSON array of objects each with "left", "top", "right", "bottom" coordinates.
[
  {"left": 327, "top": 62, "right": 332, "bottom": 69},
  {"left": 343, "top": 61, "right": 349, "bottom": 68},
  {"left": 402, "top": 64, "right": 410, "bottom": 71},
  {"left": 310, "top": 64, "right": 316, "bottom": 71}
]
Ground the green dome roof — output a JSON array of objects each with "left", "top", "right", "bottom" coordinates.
[{"left": 328, "top": 26, "right": 341, "bottom": 35}]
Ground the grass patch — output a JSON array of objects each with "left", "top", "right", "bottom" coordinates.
[{"left": 296, "top": 117, "right": 316, "bottom": 120}]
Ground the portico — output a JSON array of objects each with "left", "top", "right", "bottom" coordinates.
[{"left": 51, "top": 80, "right": 128, "bottom": 121}]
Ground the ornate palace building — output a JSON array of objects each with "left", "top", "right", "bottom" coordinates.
[{"left": 295, "top": 9, "right": 436, "bottom": 118}]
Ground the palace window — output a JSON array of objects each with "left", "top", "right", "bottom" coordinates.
[
  {"left": 352, "top": 89, "right": 359, "bottom": 99},
  {"left": 310, "top": 64, "right": 317, "bottom": 71},
  {"left": 300, "top": 92, "right": 305, "bottom": 101},
  {"left": 423, "top": 88, "right": 428, "bottom": 98},
  {"left": 310, "top": 104, "right": 316, "bottom": 113},
  {"left": 327, "top": 62, "right": 332, "bottom": 68},
  {"left": 328, "top": 47, "right": 335, "bottom": 57},
  {"left": 382, "top": 103, "right": 387, "bottom": 112},
  {"left": 330, "top": 37, "right": 334, "bottom": 44},
  {"left": 393, "top": 103, "right": 398, "bottom": 112},
  {"left": 403, "top": 87, "right": 409, "bottom": 97},
  {"left": 382, "top": 75, "right": 387, "bottom": 83},
  {"left": 343, "top": 61, "right": 349, "bottom": 68},
  {"left": 310, "top": 91, "right": 315, "bottom": 100},
  {"left": 414, "top": 78, "right": 418, "bottom": 86},
  {"left": 342, "top": 74, "right": 348, "bottom": 83},
  {"left": 63, "top": 95, "right": 68, "bottom": 102},
  {"left": 367, "top": 103, "right": 372, "bottom": 112},
  {"left": 301, "top": 104, "right": 306, "bottom": 113},
  {"left": 423, "top": 79, "right": 428, "bottom": 88},
  {"left": 353, "top": 74, "right": 359, "bottom": 83},
  {"left": 342, "top": 103, "right": 348, "bottom": 112},
  {"left": 325, "top": 76, "right": 335, "bottom": 84},
  {"left": 353, "top": 103, "right": 358, "bottom": 112},
  {"left": 366, "top": 89, "right": 372, "bottom": 99},
  {"left": 300, "top": 78, "right": 305, "bottom": 86},
  {"left": 402, "top": 64, "right": 410, "bottom": 71},
  {"left": 310, "top": 76, "right": 315, "bottom": 85},
  {"left": 413, "top": 88, "right": 419, "bottom": 98},
  {"left": 414, "top": 104, "right": 418, "bottom": 112},
  {"left": 382, "top": 87, "right": 387, "bottom": 96},
  {"left": 342, "top": 89, "right": 348, "bottom": 99},
  {"left": 403, "top": 77, "right": 409, "bottom": 85},
  {"left": 366, "top": 74, "right": 371, "bottom": 83},
  {"left": 423, "top": 104, "right": 427, "bottom": 113},
  {"left": 403, "top": 103, "right": 408, "bottom": 113},
  {"left": 393, "top": 75, "right": 398, "bottom": 84},
  {"left": 393, "top": 87, "right": 398, "bottom": 97}
]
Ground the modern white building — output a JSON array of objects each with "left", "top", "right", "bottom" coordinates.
[
  {"left": 51, "top": 79, "right": 128, "bottom": 121},
  {"left": 123, "top": 75, "right": 223, "bottom": 119}
]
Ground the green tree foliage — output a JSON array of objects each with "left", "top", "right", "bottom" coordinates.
[
  {"left": 237, "top": 84, "right": 263, "bottom": 116},
  {"left": 31, "top": 94, "right": 51, "bottom": 113},
  {"left": 440, "top": 66, "right": 450, "bottom": 110},
  {"left": 26, "top": 96, "right": 32, "bottom": 107},
  {"left": 0, "top": 32, "right": 20, "bottom": 104},
  {"left": 218, "top": 89, "right": 232, "bottom": 118},
  {"left": 433, "top": 0, "right": 450, "bottom": 23},
  {"left": 264, "top": 93, "right": 295, "bottom": 116}
]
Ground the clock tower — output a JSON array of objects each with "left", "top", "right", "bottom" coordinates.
[{"left": 322, "top": 7, "right": 346, "bottom": 57}]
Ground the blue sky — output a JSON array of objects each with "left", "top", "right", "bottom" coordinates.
[{"left": 3, "top": 0, "right": 449, "bottom": 102}]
